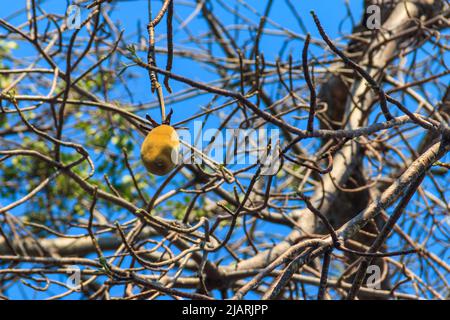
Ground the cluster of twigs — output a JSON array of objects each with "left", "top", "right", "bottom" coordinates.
[{"left": 0, "top": 0, "right": 449, "bottom": 300}]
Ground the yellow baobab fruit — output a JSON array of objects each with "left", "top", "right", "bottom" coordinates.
[{"left": 141, "top": 124, "right": 180, "bottom": 176}]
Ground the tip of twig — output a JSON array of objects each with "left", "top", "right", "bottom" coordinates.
[
  {"left": 145, "top": 114, "right": 159, "bottom": 127},
  {"left": 163, "top": 108, "right": 174, "bottom": 125}
]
